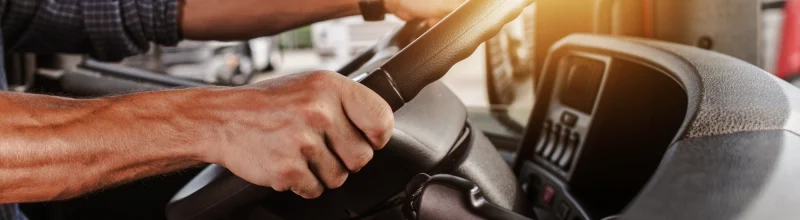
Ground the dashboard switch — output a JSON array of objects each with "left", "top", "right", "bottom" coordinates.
[
  {"left": 535, "top": 121, "right": 552, "bottom": 154},
  {"left": 542, "top": 124, "right": 562, "bottom": 157},
  {"left": 549, "top": 128, "right": 570, "bottom": 163},
  {"left": 557, "top": 201, "right": 571, "bottom": 219},
  {"left": 560, "top": 111, "right": 578, "bottom": 127},
  {"left": 542, "top": 185, "right": 555, "bottom": 206},
  {"left": 558, "top": 133, "right": 580, "bottom": 169}
]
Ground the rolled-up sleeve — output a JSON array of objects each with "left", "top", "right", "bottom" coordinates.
[{"left": 2, "top": 0, "right": 182, "bottom": 61}]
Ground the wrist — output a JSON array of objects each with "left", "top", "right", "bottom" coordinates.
[
  {"left": 106, "top": 89, "right": 216, "bottom": 164},
  {"left": 176, "top": 87, "right": 238, "bottom": 165}
]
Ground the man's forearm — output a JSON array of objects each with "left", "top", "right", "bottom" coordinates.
[
  {"left": 0, "top": 90, "right": 214, "bottom": 203},
  {"left": 180, "top": 0, "right": 361, "bottom": 40},
  {"left": 0, "top": 71, "right": 397, "bottom": 203}
]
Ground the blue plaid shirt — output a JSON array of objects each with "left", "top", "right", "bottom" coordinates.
[{"left": 0, "top": 0, "right": 181, "bottom": 219}]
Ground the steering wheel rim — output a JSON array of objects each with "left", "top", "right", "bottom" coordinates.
[
  {"left": 358, "top": 0, "right": 534, "bottom": 111},
  {"left": 166, "top": 0, "right": 534, "bottom": 219}
]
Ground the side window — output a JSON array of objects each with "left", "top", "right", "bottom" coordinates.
[{"left": 481, "top": 4, "right": 536, "bottom": 132}]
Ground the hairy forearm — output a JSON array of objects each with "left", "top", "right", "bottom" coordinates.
[
  {"left": 0, "top": 90, "right": 218, "bottom": 203},
  {"left": 180, "top": 0, "right": 361, "bottom": 40}
]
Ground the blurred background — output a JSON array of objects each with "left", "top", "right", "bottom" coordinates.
[
  {"left": 114, "top": 14, "right": 501, "bottom": 109},
  {"left": 98, "top": 0, "right": 798, "bottom": 111}
]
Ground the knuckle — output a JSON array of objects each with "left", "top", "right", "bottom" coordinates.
[
  {"left": 298, "top": 143, "right": 320, "bottom": 158},
  {"left": 347, "top": 150, "right": 374, "bottom": 172},
  {"left": 302, "top": 105, "right": 334, "bottom": 128},
  {"left": 363, "top": 123, "right": 388, "bottom": 141},
  {"left": 290, "top": 132, "right": 318, "bottom": 150},
  {"left": 376, "top": 102, "right": 395, "bottom": 130},
  {"left": 293, "top": 132, "right": 319, "bottom": 157},
  {"left": 304, "top": 71, "right": 340, "bottom": 90},
  {"left": 277, "top": 165, "right": 304, "bottom": 184},
  {"left": 366, "top": 107, "right": 394, "bottom": 148}
]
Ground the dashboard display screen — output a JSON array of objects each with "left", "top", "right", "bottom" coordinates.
[{"left": 558, "top": 56, "right": 606, "bottom": 114}]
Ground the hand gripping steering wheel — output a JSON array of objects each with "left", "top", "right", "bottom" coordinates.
[{"left": 166, "top": 0, "right": 535, "bottom": 219}]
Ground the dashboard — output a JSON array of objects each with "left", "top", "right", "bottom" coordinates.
[
  {"left": 514, "top": 49, "right": 688, "bottom": 220},
  {"left": 482, "top": 5, "right": 692, "bottom": 218}
]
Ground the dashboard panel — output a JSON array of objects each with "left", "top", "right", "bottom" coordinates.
[{"left": 516, "top": 49, "right": 688, "bottom": 220}]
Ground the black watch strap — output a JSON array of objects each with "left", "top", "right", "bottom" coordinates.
[{"left": 359, "top": 0, "right": 386, "bottom": 21}]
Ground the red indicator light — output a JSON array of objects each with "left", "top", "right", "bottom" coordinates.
[{"left": 542, "top": 185, "right": 555, "bottom": 206}]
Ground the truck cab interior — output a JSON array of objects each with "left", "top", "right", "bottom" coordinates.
[{"left": 15, "top": 0, "right": 800, "bottom": 220}]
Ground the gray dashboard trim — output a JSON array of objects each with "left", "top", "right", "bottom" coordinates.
[
  {"left": 551, "top": 34, "right": 799, "bottom": 140},
  {"left": 622, "top": 130, "right": 800, "bottom": 220}
]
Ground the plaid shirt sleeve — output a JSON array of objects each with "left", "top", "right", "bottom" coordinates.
[{"left": 1, "top": 0, "right": 182, "bottom": 61}]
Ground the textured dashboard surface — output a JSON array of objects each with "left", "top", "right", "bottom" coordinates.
[
  {"left": 553, "top": 34, "right": 799, "bottom": 140},
  {"left": 622, "top": 131, "right": 800, "bottom": 220},
  {"left": 636, "top": 39, "right": 799, "bottom": 138}
]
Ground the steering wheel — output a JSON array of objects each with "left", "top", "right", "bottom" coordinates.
[{"left": 165, "top": 0, "right": 535, "bottom": 219}]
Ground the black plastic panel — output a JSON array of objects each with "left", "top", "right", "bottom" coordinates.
[
  {"left": 519, "top": 162, "right": 591, "bottom": 220},
  {"left": 558, "top": 55, "right": 606, "bottom": 114},
  {"left": 60, "top": 70, "right": 168, "bottom": 97},
  {"left": 453, "top": 126, "right": 526, "bottom": 212},
  {"left": 567, "top": 57, "right": 687, "bottom": 216},
  {"left": 407, "top": 174, "right": 530, "bottom": 220}
]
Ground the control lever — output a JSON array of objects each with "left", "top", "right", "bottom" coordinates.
[{"left": 403, "top": 174, "right": 533, "bottom": 220}]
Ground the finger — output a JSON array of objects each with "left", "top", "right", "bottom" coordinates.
[
  {"left": 287, "top": 165, "right": 325, "bottom": 199},
  {"left": 303, "top": 132, "right": 350, "bottom": 188},
  {"left": 337, "top": 80, "right": 394, "bottom": 150},
  {"left": 281, "top": 131, "right": 327, "bottom": 198},
  {"left": 325, "top": 113, "right": 376, "bottom": 172}
]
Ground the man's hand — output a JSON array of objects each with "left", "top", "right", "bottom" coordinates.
[
  {"left": 384, "top": 0, "right": 467, "bottom": 21},
  {"left": 198, "top": 71, "right": 394, "bottom": 198}
]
